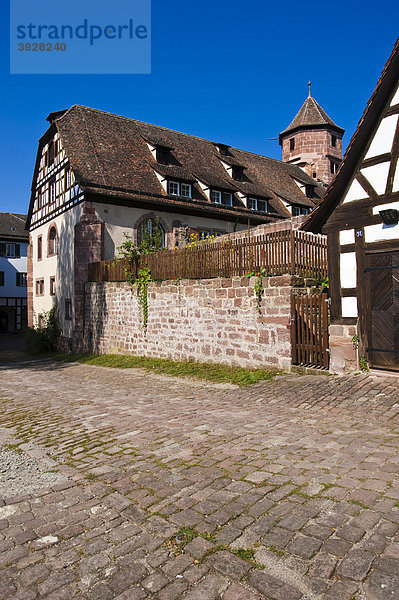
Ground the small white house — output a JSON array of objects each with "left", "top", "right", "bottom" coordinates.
[{"left": 0, "top": 213, "right": 28, "bottom": 332}]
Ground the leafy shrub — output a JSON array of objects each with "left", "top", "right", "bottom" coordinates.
[{"left": 25, "top": 307, "right": 61, "bottom": 353}]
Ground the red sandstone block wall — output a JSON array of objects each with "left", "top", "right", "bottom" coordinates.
[{"left": 82, "top": 276, "right": 294, "bottom": 370}]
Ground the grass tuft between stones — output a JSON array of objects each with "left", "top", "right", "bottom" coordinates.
[{"left": 54, "top": 353, "right": 282, "bottom": 387}]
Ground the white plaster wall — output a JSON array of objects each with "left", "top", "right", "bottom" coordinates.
[
  {"left": 361, "top": 162, "right": 390, "bottom": 195},
  {"left": 339, "top": 229, "right": 355, "bottom": 245},
  {"left": 372, "top": 200, "right": 399, "bottom": 215},
  {"left": 342, "top": 296, "right": 358, "bottom": 318},
  {"left": 364, "top": 222, "right": 399, "bottom": 244},
  {"left": 31, "top": 204, "right": 83, "bottom": 336},
  {"left": 342, "top": 178, "right": 368, "bottom": 203},
  {"left": 365, "top": 114, "right": 398, "bottom": 159},
  {"left": 94, "top": 203, "right": 247, "bottom": 260},
  {"left": 340, "top": 252, "right": 357, "bottom": 288}
]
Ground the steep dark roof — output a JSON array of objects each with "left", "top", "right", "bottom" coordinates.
[
  {"left": 0, "top": 213, "right": 28, "bottom": 242},
  {"left": 302, "top": 39, "right": 399, "bottom": 234},
  {"left": 27, "top": 105, "right": 323, "bottom": 228},
  {"left": 279, "top": 96, "right": 344, "bottom": 143}
]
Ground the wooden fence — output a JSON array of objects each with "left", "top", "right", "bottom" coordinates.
[
  {"left": 292, "top": 294, "right": 329, "bottom": 369},
  {"left": 88, "top": 230, "right": 327, "bottom": 282}
]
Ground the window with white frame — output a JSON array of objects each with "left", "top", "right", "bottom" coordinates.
[
  {"left": 211, "top": 190, "right": 222, "bottom": 204},
  {"left": 167, "top": 181, "right": 191, "bottom": 198},
  {"left": 181, "top": 183, "right": 192, "bottom": 198},
  {"left": 248, "top": 197, "right": 268, "bottom": 212},
  {"left": 248, "top": 197, "right": 257, "bottom": 210},
  {"left": 49, "top": 177, "right": 56, "bottom": 204},
  {"left": 168, "top": 181, "right": 179, "bottom": 196},
  {"left": 211, "top": 190, "right": 232, "bottom": 206},
  {"left": 292, "top": 205, "right": 310, "bottom": 216}
]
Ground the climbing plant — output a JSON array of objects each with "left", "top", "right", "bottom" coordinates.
[
  {"left": 115, "top": 220, "right": 164, "bottom": 330},
  {"left": 246, "top": 267, "right": 266, "bottom": 316}
]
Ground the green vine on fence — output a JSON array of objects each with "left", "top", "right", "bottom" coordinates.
[{"left": 246, "top": 267, "right": 266, "bottom": 316}]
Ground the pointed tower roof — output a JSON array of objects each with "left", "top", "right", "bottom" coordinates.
[{"left": 279, "top": 90, "right": 344, "bottom": 143}]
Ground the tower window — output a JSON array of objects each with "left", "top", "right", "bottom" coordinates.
[
  {"left": 330, "top": 160, "right": 339, "bottom": 175},
  {"left": 290, "top": 138, "right": 295, "bottom": 151},
  {"left": 331, "top": 135, "right": 337, "bottom": 147}
]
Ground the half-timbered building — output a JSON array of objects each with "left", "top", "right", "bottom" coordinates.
[
  {"left": 303, "top": 39, "right": 399, "bottom": 373},
  {"left": 26, "top": 106, "right": 326, "bottom": 348},
  {"left": 0, "top": 213, "right": 28, "bottom": 332}
]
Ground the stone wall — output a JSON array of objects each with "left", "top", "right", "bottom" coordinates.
[
  {"left": 329, "top": 323, "right": 358, "bottom": 374},
  {"left": 281, "top": 129, "right": 342, "bottom": 185},
  {"left": 82, "top": 275, "right": 295, "bottom": 370}
]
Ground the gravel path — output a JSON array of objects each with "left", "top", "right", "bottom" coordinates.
[{"left": 0, "top": 427, "right": 67, "bottom": 499}]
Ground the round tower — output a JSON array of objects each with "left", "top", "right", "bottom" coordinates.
[{"left": 279, "top": 84, "right": 344, "bottom": 185}]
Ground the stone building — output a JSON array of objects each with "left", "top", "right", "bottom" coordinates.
[
  {"left": 26, "top": 105, "right": 326, "bottom": 347},
  {"left": 280, "top": 85, "right": 344, "bottom": 186}
]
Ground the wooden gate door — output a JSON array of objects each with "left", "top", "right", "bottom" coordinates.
[
  {"left": 292, "top": 293, "right": 329, "bottom": 368},
  {"left": 365, "top": 251, "right": 399, "bottom": 370}
]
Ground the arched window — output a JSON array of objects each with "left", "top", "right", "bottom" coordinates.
[
  {"left": 137, "top": 219, "right": 165, "bottom": 249},
  {"left": 48, "top": 226, "right": 59, "bottom": 256}
]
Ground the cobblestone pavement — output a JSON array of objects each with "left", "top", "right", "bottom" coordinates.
[{"left": 0, "top": 356, "right": 399, "bottom": 599}]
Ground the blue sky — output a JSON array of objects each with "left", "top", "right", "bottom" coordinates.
[{"left": 0, "top": 0, "right": 398, "bottom": 215}]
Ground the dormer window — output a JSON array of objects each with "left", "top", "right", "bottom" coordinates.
[
  {"left": 292, "top": 205, "right": 310, "bottom": 216},
  {"left": 168, "top": 181, "right": 179, "bottom": 195},
  {"left": 167, "top": 180, "right": 192, "bottom": 198},
  {"left": 305, "top": 185, "right": 315, "bottom": 198},
  {"left": 248, "top": 198, "right": 268, "bottom": 212},
  {"left": 156, "top": 147, "right": 172, "bottom": 165},
  {"left": 210, "top": 190, "right": 233, "bottom": 206},
  {"left": 215, "top": 143, "right": 231, "bottom": 156},
  {"left": 232, "top": 166, "right": 245, "bottom": 181}
]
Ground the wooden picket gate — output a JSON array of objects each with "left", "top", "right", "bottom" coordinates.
[{"left": 292, "top": 294, "right": 329, "bottom": 369}]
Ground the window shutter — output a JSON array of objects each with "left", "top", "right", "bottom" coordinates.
[
  {"left": 0, "top": 243, "right": 5, "bottom": 257},
  {"left": 16, "top": 273, "right": 20, "bottom": 286},
  {"left": 15, "top": 244, "right": 20, "bottom": 258},
  {"left": 0, "top": 272, "right": 4, "bottom": 286}
]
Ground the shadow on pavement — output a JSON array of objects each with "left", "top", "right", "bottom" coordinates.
[{"left": 0, "top": 333, "right": 72, "bottom": 372}]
